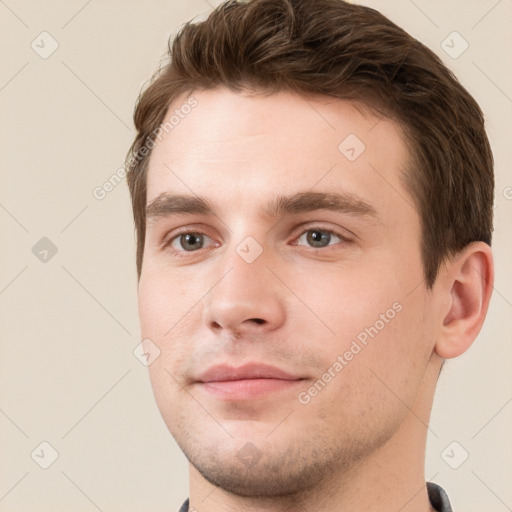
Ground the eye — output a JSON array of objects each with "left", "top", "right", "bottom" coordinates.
[
  {"left": 169, "top": 232, "right": 214, "bottom": 252},
  {"left": 164, "top": 226, "right": 349, "bottom": 257},
  {"left": 295, "top": 228, "right": 347, "bottom": 248}
]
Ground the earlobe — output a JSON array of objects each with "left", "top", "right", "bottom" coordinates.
[{"left": 435, "top": 242, "right": 494, "bottom": 359}]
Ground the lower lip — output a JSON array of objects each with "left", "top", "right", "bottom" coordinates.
[{"left": 197, "top": 378, "right": 304, "bottom": 400}]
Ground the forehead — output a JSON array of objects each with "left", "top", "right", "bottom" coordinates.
[{"left": 145, "top": 87, "right": 413, "bottom": 218}]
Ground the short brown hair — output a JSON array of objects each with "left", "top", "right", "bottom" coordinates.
[{"left": 126, "top": 0, "right": 494, "bottom": 287}]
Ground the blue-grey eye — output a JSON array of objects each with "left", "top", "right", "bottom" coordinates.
[
  {"left": 297, "top": 229, "right": 342, "bottom": 248},
  {"left": 177, "top": 233, "right": 205, "bottom": 251}
]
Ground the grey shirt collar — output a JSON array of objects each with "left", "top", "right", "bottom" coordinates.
[{"left": 178, "top": 481, "right": 452, "bottom": 511}]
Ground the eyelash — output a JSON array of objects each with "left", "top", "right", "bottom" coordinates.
[{"left": 163, "top": 226, "right": 351, "bottom": 258}]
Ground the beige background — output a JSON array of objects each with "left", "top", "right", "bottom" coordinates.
[{"left": 0, "top": 1, "right": 511, "bottom": 511}]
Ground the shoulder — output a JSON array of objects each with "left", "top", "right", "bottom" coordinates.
[{"left": 427, "top": 482, "right": 453, "bottom": 512}]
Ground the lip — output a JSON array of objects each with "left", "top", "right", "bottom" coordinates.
[
  {"left": 197, "top": 362, "right": 301, "bottom": 383},
  {"left": 195, "top": 363, "right": 305, "bottom": 400}
]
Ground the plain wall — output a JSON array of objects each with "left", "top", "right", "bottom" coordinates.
[{"left": 1, "top": 1, "right": 511, "bottom": 511}]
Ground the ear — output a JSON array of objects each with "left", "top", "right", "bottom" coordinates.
[{"left": 435, "top": 242, "right": 494, "bottom": 359}]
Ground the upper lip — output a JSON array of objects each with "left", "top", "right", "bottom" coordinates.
[{"left": 196, "top": 363, "right": 303, "bottom": 383}]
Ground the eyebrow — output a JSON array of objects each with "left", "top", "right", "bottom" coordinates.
[{"left": 145, "top": 191, "right": 378, "bottom": 223}]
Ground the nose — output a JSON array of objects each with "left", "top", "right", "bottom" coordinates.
[{"left": 202, "top": 247, "right": 286, "bottom": 337}]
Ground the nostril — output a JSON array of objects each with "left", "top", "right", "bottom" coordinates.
[{"left": 250, "top": 318, "right": 265, "bottom": 325}]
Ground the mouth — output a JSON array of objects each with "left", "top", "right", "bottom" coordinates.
[{"left": 195, "top": 362, "right": 307, "bottom": 400}]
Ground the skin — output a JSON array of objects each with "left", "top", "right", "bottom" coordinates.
[{"left": 138, "top": 87, "right": 494, "bottom": 512}]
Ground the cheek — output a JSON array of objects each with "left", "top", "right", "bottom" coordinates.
[
  {"left": 138, "top": 278, "right": 168, "bottom": 337},
  {"left": 137, "top": 272, "right": 194, "bottom": 380},
  {"left": 138, "top": 280, "right": 194, "bottom": 423},
  {"left": 300, "top": 263, "right": 430, "bottom": 394},
  {"left": 302, "top": 302, "right": 429, "bottom": 439},
  {"left": 138, "top": 268, "right": 198, "bottom": 337},
  {"left": 294, "top": 263, "right": 402, "bottom": 346}
]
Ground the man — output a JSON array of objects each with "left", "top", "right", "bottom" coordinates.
[{"left": 125, "top": 1, "right": 494, "bottom": 510}]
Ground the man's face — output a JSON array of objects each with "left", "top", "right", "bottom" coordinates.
[{"left": 138, "top": 87, "right": 441, "bottom": 496}]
